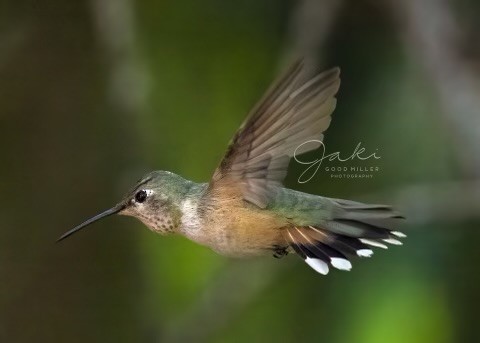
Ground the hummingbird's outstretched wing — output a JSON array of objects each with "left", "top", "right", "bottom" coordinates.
[{"left": 209, "top": 61, "right": 340, "bottom": 208}]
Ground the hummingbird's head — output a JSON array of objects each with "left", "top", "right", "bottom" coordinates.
[
  {"left": 57, "top": 171, "right": 184, "bottom": 242},
  {"left": 119, "top": 171, "right": 183, "bottom": 234}
]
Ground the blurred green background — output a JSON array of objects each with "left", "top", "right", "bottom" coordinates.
[{"left": 1, "top": 0, "right": 480, "bottom": 342}]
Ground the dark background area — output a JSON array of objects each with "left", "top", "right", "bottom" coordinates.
[{"left": 1, "top": 0, "right": 480, "bottom": 342}]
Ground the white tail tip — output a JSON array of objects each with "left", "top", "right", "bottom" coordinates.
[
  {"left": 383, "top": 238, "right": 403, "bottom": 245},
  {"left": 331, "top": 257, "right": 352, "bottom": 271},
  {"left": 305, "top": 257, "right": 329, "bottom": 275},
  {"left": 360, "top": 239, "right": 388, "bottom": 249},
  {"left": 391, "top": 231, "right": 407, "bottom": 238},
  {"left": 357, "top": 249, "right": 374, "bottom": 257}
]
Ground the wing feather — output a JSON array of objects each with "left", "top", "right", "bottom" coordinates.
[{"left": 209, "top": 60, "right": 341, "bottom": 208}]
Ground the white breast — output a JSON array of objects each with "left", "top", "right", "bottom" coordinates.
[{"left": 180, "top": 198, "right": 202, "bottom": 234}]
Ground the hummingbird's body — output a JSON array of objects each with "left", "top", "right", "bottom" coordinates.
[
  {"left": 120, "top": 171, "right": 288, "bottom": 257},
  {"left": 60, "top": 61, "right": 405, "bottom": 275}
]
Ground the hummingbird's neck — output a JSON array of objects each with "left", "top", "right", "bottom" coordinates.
[
  {"left": 178, "top": 182, "right": 208, "bottom": 232},
  {"left": 157, "top": 176, "right": 207, "bottom": 235}
]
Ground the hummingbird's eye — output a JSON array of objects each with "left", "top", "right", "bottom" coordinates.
[{"left": 135, "top": 190, "right": 148, "bottom": 203}]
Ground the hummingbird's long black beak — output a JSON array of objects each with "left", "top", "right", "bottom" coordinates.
[{"left": 57, "top": 203, "right": 126, "bottom": 242}]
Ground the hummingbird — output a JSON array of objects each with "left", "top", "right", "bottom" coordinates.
[{"left": 59, "top": 61, "right": 405, "bottom": 275}]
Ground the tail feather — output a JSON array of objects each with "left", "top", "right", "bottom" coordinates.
[
  {"left": 359, "top": 217, "right": 404, "bottom": 230},
  {"left": 330, "top": 198, "right": 392, "bottom": 210},
  {"left": 286, "top": 198, "right": 405, "bottom": 275},
  {"left": 322, "top": 219, "right": 390, "bottom": 239},
  {"left": 336, "top": 208, "right": 404, "bottom": 221}
]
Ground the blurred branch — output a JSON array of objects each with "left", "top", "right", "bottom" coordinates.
[
  {"left": 90, "top": 0, "right": 150, "bottom": 116},
  {"left": 284, "top": 0, "right": 344, "bottom": 73},
  {"left": 365, "top": 180, "right": 480, "bottom": 226},
  {"left": 89, "top": 0, "right": 152, "bottom": 189},
  {"left": 387, "top": 0, "right": 480, "bottom": 177}
]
